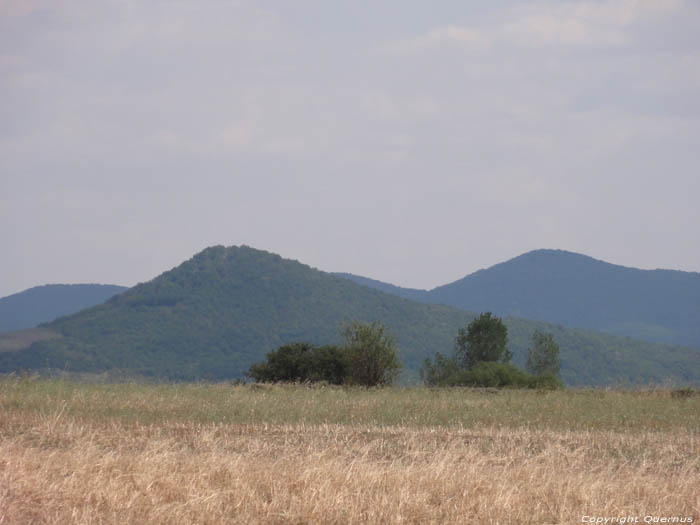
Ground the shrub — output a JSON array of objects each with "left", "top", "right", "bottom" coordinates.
[
  {"left": 420, "top": 352, "right": 460, "bottom": 386},
  {"left": 460, "top": 362, "right": 531, "bottom": 388},
  {"left": 304, "top": 345, "right": 348, "bottom": 385},
  {"left": 247, "top": 342, "right": 347, "bottom": 384},
  {"left": 421, "top": 360, "right": 563, "bottom": 389},
  {"left": 247, "top": 342, "right": 314, "bottom": 383}
]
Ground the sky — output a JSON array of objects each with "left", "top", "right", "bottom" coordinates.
[{"left": 2, "top": 0, "right": 699, "bottom": 298}]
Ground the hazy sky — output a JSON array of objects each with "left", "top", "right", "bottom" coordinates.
[{"left": 2, "top": 0, "right": 699, "bottom": 297}]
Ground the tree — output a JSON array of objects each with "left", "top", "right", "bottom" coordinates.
[
  {"left": 525, "top": 330, "right": 561, "bottom": 377},
  {"left": 305, "top": 345, "right": 349, "bottom": 384},
  {"left": 343, "top": 321, "right": 402, "bottom": 386},
  {"left": 247, "top": 342, "right": 315, "bottom": 382},
  {"left": 247, "top": 342, "right": 347, "bottom": 384},
  {"left": 455, "top": 312, "right": 511, "bottom": 370}
]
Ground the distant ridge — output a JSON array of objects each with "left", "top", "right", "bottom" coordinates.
[
  {"left": 0, "top": 284, "right": 128, "bottom": 332},
  {"left": 0, "top": 246, "right": 697, "bottom": 385},
  {"left": 331, "top": 273, "right": 428, "bottom": 302},
  {"left": 338, "top": 249, "right": 700, "bottom": 348}
]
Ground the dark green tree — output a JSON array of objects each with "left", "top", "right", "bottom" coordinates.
[
  {"left": 305, "top": 345, "right": 349, "bottom": 384},
  {"left": 455, "top": 312, "right": 511, "bottom": 370},
  {"left": 247, "top": 342, "right": 314, "bottom": 382},
  {"left": 525, "top": 330, "right": 561, "bottom": 377},
  {"left": 247, "top": 342, "right": 347, "bottom": 384},
  {"left": 343, "top": 321, "right": 402, "bottom": 386}
]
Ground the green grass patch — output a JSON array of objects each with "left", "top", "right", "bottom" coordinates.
[{"left": 1, "top": 378, "right": 698, "bottom": 432}]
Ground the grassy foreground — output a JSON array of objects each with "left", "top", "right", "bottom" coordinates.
[{"left": 0, "top": 379, "right": 698, "bottom": 524}]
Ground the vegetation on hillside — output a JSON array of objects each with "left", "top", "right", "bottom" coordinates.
[{"left": 0, "top": 246, "right": 697, "bottom": 386}]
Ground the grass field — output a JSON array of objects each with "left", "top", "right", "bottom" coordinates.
[{"left": 1, "top": 378, "right": 698, "bottom": 524}]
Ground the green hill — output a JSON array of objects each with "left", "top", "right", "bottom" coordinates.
[
  {"left": 337, "top": 249, "right": 700, "bottom": 348},
  {"left": 0, "top": 246, "right": 697, "bottom": 385},
  {"left": 0, "top": 284, "right": 128, "bottom": 332}
]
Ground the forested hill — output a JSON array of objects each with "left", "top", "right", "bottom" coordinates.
[
  {"left": 331, "top": 273, "right": 428, "bottom": 302},
  {"left": 338, "top": 249, "right": 700, "bottom": 348},
  {"left": 0, "top": 284, "right": 128, "bottom": 332},
  {"left": 0, "top": 246, "right": 697, "bottom": 385}
]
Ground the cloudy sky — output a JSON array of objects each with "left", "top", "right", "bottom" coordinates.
[{"left": 2, "top": 0, "right": 699, "bottom": 297}]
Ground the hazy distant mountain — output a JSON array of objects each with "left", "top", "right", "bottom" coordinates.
[
  {"left": 338, "top": 249, "right": 700, "bottom": 348},
  {"left": 331, "top": 273, "right": 428, "bottom": 302},
  {"left": 0, "top": 246, "right": 697, "bottom": 385},
  {"left": 0, "top": 284, "right": 128, "bottom": 332}
]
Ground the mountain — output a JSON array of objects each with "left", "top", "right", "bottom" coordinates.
[
  {"left": 337, "top": 249, "right": 700, "bottom": 348},
  {"left": 0, "top": 246, "right": 698, "bottom": 385},
  {"left": 0, "top": 284, "right": 128, "bottom": 332},
  {"left": 331, "top": 273, "right": 428, "bottom": 302}
]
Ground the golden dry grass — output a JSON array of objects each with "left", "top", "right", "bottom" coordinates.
[{"left": 0, "top": 380, "right": 698, "bottom": 524}]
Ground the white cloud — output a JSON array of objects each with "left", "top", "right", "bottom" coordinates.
[
  {"left": 387, "top": 0, "right": 685, "bottom": 52},
  {"left": 385, "top": 25, "right": 493, "bottom": 53},
  {"left": 505, "top": 0, "right": 683, "bottom": 46}
]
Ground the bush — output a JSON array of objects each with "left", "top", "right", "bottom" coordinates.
[
  {"left": 420, "top": 352, "right": 460, "bottom": 386},
  {"left": 421, "top": 360, "right": 563, "bottom": 389},
  {"left": 304, "top": 345, "right": 349, "bottom": 385},
  {"left": 247, "top": 342, "right": 347, "bottom": 384},
  {"left": 528, "top": 372, "right": 564, "bottom": 390},
  {"left": 459, "top": 362, "right": 530, "bottom": 388}
]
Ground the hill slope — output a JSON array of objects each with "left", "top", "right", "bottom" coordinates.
[
  {"left": 338, "top": 250, "right": 700, "bottom": 348},
  {"left": 0, "top": 284, "right": 128, "bottom": 332},
  {"left": 0, "top": 246, "right": 697, "bottom": 385}
]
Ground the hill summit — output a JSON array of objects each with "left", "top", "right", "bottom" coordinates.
[{"left": 339, "top": 249, "right": 700, "bottom": 348}]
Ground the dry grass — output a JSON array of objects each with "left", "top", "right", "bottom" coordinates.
[{"left": 1, "top": 380, "right": 698, "bottom": 524}]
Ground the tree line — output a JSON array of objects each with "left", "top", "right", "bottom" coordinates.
[{"left": 248, "top": 312, "right": 562, "bottom": 388}]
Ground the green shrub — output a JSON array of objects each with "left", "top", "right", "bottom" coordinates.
[
  {"left": 460, "top": 362, "right": 529, "bottom": 388},
  {"left": 247, "top": 342, "right": 347, "bottom": 384},
  {"left": 247, "top": 342, "right": 314, "bottom": 383},
  {"left": 420, "top": 352, "right": 460, "bottom": 386},
  {"left": 304, "top": 345, "right": 349, "bottom": 385},
  {"left": 528, "top": 372, "right": 564, "bottom": 390},
  {"left": 248, "top": 321, "right": 402, "bottom": 387},
  {"left": 421, "top": 360, "right": 563, "bottom": 389}
]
